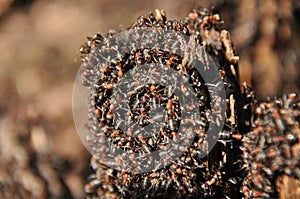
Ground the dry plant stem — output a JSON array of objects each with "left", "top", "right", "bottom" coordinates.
[{"left": 276, "top": 175, "right": 300, "bottom": 199}]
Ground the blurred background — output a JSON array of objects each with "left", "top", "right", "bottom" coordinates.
[{"left": 0, "top": 0, "right": 299, "bottom": 198}]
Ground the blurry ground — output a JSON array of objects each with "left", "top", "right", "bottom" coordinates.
[{"left": 0, "top": 0, "right": 299, "bottom": 198}]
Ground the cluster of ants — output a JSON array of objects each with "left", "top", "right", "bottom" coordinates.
[{"left": 78, "top": 7, "right": 299, "bottom": 199}]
